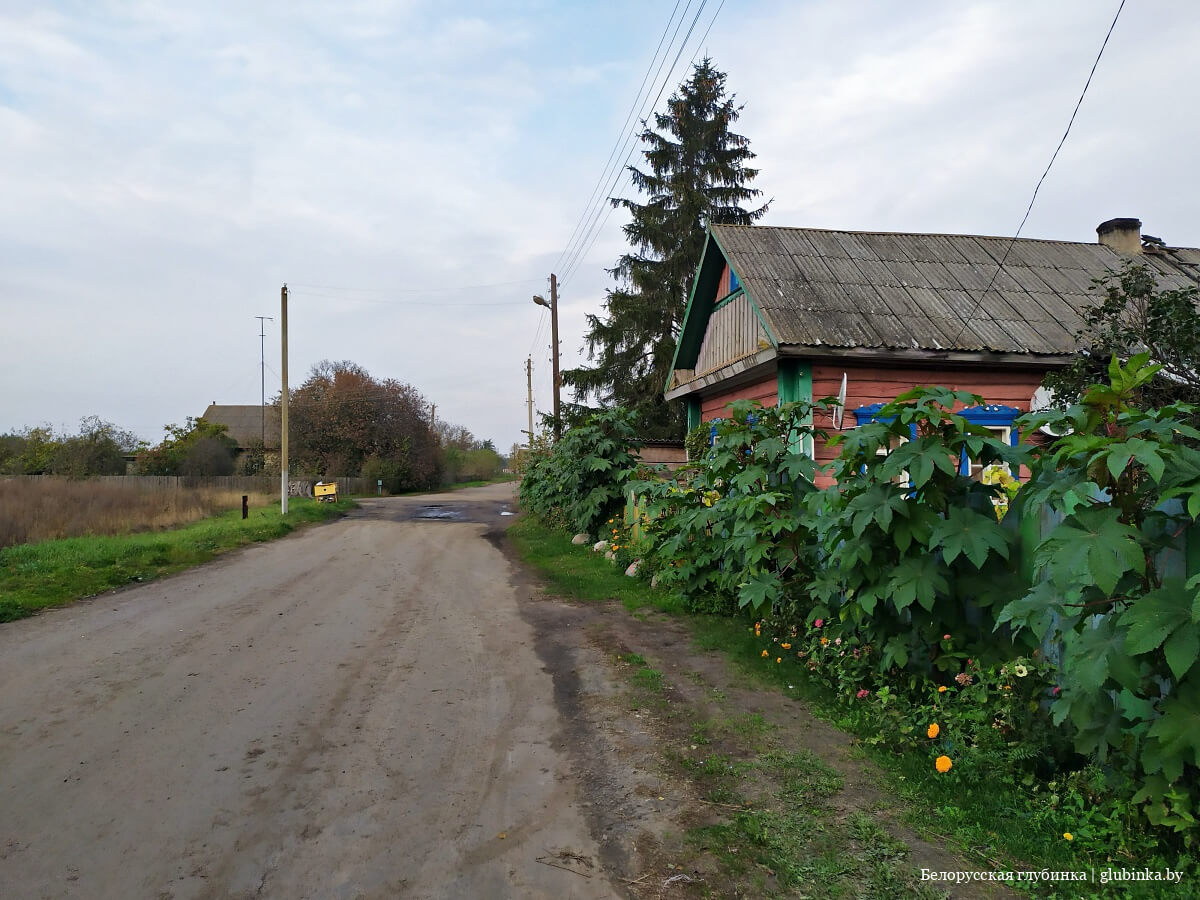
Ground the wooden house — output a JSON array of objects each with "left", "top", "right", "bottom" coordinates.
[{"left": 666, "top": 218, "right": 1200, "bottom": 486}]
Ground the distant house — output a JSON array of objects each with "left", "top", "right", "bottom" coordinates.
[
  {"left": 200, "top": 404, "right": 280, "bottom": 452},
  {"left": 667, "top": 218, "right": 1200, "bottom": 486}
]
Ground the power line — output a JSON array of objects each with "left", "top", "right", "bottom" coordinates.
[
  {"left": 551, "top": 0, "right": 689, "bottom": 276},
  {"left": 948, "top": 0, "right": 1128, "bottom": 346},
  {"left": 560, "top": 0, "right": 715, "bottom": 287}
]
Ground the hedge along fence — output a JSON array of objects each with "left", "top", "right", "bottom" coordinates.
[{"left": 531, "top": 356, "right": 1200, "bottom": 838}]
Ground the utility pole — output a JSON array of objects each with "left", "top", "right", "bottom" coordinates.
[
  {"left": 255, "top": 316, "right": 273, "bottom": 448},
  {"left": 430, "top": 404, "right": 437, "bottom": 429},
  {"left": 532, "top": 273, "right": 561, "bottom": 439},
  {"left": 525, "top": 356, "right": 534, "bottom": 444},
  {"left": 280, "top": 284, "right": 289, "bottom": 516},
  {"left": 549, "top": 273, "right": 560, "bottom": 438}
]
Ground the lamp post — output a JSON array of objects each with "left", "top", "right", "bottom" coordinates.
[{"left": 532, "top": 272, "right": 560, "bottom": 438}]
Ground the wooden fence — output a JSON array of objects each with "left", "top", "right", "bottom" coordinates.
[{"left": 7, "top": 474, "right": 378, "bottom": 495}]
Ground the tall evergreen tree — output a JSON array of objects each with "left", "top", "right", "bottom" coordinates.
[{"left": 562, "top": 58, "right": 768, "bottom": 438}]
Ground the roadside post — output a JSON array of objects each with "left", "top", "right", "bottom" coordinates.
[
  {"left": 377, "top": 479, "right": 383, "bottom": 496},
  {"left": 242, "top": 495, "right": 248, "bottom": 520}
]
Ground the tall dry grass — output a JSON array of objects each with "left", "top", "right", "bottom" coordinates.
[{"left": 0, "top": 479, "right": 275, "bottom": 549}]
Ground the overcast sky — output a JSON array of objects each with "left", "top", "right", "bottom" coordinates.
[{"left": 2, "top": 0, "right": 1197, "bottom": 452}]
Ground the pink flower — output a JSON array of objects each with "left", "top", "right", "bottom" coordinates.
[
  {"left": 943, "top": 634, "right": 951, "bottom": 640},
  {"left": 814, "top": 618, "right": 824, "bottom": 628},
  {"left": 834, "top": 638, "right": 842, "bottom": 646},
  {"left": 856, "top": 689, "right": 870, "bottom": 699},
  {"left": 1052, "top": 686, "right": 1061, "bottom": 696}
]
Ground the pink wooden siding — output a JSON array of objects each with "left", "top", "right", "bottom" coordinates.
[
  {"left": 700, "top": 375, "right": 778, "bottom": 422},
  {"left": 809, "top": 362, "right": 1048, "bottom": 488}
]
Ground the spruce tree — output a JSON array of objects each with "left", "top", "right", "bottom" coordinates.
[{"left": 562, "top": 58, "right": 768, "bottom": 439}]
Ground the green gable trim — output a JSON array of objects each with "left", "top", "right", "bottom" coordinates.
[
  {"left": 711, "top": 287, "right": 745, "bottom": 314},
  {"left": 669, "top": 229, "right": 728, "bottom": 380},
  {"left": 667, "top": 228, "right": 779, "bottom": 395}
]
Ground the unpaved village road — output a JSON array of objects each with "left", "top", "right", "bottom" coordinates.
[{"left": 0, "top": 484, "right": 623, "bottom": 900}]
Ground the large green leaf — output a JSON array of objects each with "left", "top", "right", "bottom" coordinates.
[
  {"left": 928, "top": 506, "right": 1011, "bottom": 568},
  {"left": 1124, "top": 579, "right": 1195, "bottom": 660},
  {"left": 1037, "top": 506, "right": 1144, "bottom": 594},
  {"left": 1146, "top": 679, "right": 1200, "bottom": 779}
]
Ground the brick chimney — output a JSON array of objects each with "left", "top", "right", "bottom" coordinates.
[{"left": 1097, "top": 217, "right": 1142, "bottom": 254}]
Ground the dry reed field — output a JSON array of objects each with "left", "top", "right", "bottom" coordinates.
[{"left": 0, "top": 478, "right": 275, "bottom": 549}]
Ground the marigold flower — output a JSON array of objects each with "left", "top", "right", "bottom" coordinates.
[
  {"left": 927, "top": 723, "right": 940, "bottom": 739},
  {"left": 776, "top": 657, "right": 781, "bottom": 664},
  {"left": 1063, "top": 832, "right": 1073, "bottom": 841},
  {"left": 937, "top": 686, "right": 948, "bottom": 693},
  {"left": 820, "top": 637, "right": 829, "bottom": 646},
  {"left": 780, "top": 643, "right": 791, "bottom": 650},
  {"left": 761, "top": 649, "right": 769, "bottom": 658},
  {"left": 935, "top": 755, "right": 952, "bottom": 773},
  {"left": 1003, "top": 684, "right": 1011, "bottom": 691}
]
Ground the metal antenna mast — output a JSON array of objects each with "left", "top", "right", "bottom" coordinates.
[{"left": 255, "top": 316, "right": 273, "bottom": 447}]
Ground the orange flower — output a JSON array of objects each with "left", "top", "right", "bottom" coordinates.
[
  {"left": 761, "top": 650, "right": 769, "bottom": 658},
  {"left": 775, "top": 657, "right": 782, "bottom": 664},
  {"left": 820, "top": 637, "right": 829, "bottom": 645},
  {"left": 927, "top": 723, "right": 940, "bottom": 739},
  {"left": 935, "top": 755, "right": 952, "bottom": 773},
  {"left": 937, "top": 686, "right": 948, "bottom": 693},
  {"left": 780, "top": 643, "right": 792, "bottom": 650}
]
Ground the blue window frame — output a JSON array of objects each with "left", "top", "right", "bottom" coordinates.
[{"left": 854, "top": 403, "right": 1021, "bottom": 476}]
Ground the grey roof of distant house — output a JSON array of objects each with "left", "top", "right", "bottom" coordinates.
[
  {"left": 708, "top": 224, "right": 1200, "bottom": 357},
  {"left": 201, "top": 404, "right": 279, "bottom": 449}
]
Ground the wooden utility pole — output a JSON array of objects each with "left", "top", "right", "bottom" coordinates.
[
  {"left": 525, "top": 356, "right": 534, "bottom": 443},
  {"left": 280, "top": 284, "right": 289, "bottom": 515},
  {"left": 430, "top": 404, "right": 437, "bottom": 428},
  {"left": 549, "top": 273, "right": 560, "bottom": 438}
]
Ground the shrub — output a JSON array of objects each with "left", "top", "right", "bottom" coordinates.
[{"left": 519, "top": 408, "right": 642, "bottom": 536}]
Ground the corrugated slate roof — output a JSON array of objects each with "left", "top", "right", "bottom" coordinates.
[{"left": 709, "top": 225, "right": 1200, "bottom": 356}]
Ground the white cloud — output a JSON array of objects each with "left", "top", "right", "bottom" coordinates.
[{"left": 1, "top": 0, "right": 1197, "bottom": 453}]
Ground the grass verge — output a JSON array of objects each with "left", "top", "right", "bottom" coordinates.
[
  {"left": 509, "top": 514, "right": 1195, "bottom": 898},
  {"left": 0, "top": 497, "right": 355, "bottom": 623}
]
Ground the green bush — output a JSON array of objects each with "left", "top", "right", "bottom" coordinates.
[{"left": 519, "top": 408, "right": 642, "bottom": 537}]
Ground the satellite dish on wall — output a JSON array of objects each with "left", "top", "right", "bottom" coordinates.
[
  {"left": 833, "top": 373, "right": 848, "bottom": 430},
  {"left": 1030, "top": 386, "right": 1072, "bottom": 437}
]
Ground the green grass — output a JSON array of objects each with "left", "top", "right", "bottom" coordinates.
[
  {"left": 507, "top": 517, "right": 684, "bottom": 612},
  {"left": 0, "top": 497, "right": 355, "bottom": 623},
  {"left": 507, "top": 515, "right": 1199, "bottom": 898}
]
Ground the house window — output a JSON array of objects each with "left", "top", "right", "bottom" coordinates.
[
  {"left": 729, "top": 269, "right": 740, "bottom": 294},
  {"left": 956, "top": 406, "right": 1021, "bottom": 480}
]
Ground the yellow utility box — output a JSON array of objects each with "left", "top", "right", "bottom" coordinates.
[{"left": 314, "top": 481, "right": 339, "bottom": 503}]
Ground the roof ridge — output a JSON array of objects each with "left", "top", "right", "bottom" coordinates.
[{"left": 709, "top": 222, "right": 1200, "bottom": 252}]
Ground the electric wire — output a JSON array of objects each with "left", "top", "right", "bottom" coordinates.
[
  {"left": 287, "top": 278, "right": 542, "bottom": 294},
  {"left": 948, "top": 0, "right": 1128, "bottom": 346},
  {"left": 559, "top": 0, "right": 714, "bottom": 287},
  {"left": 557, "top": 0, "right": 707, "bottom": 285},
  {"left": 550, "top": 0, "right": 687, "bottom": 277}
]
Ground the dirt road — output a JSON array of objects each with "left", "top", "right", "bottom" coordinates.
[{"left": 0, "top": 484, "right": 622, "bottom": 899}]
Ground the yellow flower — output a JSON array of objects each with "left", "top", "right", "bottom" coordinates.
[
  {"left": 937, "top": 686, "right": 948, "bottom": 693},
  {"left": 1063, "top": 832, "right": 1073, "bottom": 841},
  {"left": 780, "top": 643, "right": 792, "bottom": 650},
  {"left": 927, "top": 723, "right": 940, "bottom": 739},
  {"left": 820, "top": 637, "right": 829, "bottom": 645},
  {"left": 761, "top": 650, "right": 769, "bottom": 658},
  {"left": 776, "top": 657, "right": 782, "bottom": 663},
  {"left": 935, "top": 755, "right": 952, "bottom": 774}
]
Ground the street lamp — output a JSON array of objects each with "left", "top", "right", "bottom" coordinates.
[{"left": 532, "top": 273, "right": 560, "bottom": 438}]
